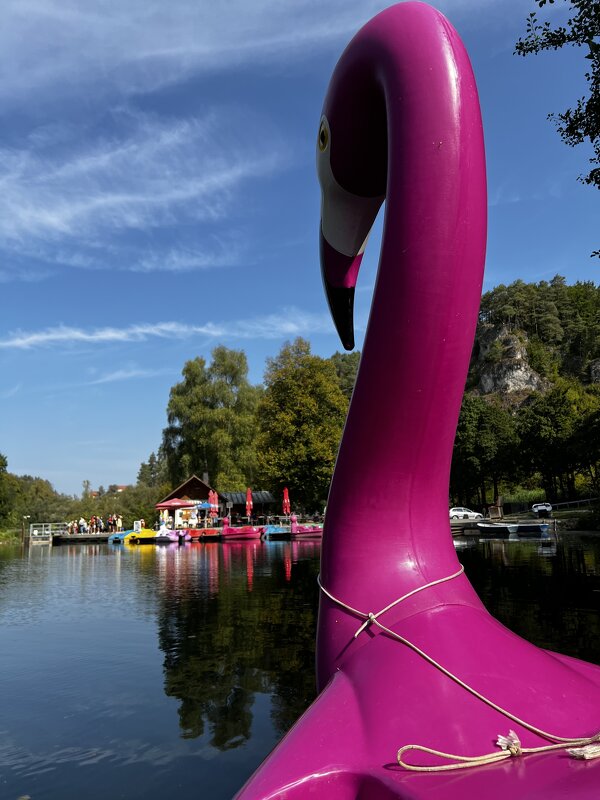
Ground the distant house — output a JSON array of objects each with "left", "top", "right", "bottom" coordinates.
[{"left": 106, "top": 484, "right": 132, "bottom": 494}]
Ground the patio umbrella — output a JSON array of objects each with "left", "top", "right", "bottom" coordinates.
[
  {"left": 209, "top": 490, "right": 218, "bottom": 518},
  {"left": 246, "top": 487, "right": 253, "bottom": 518},
  {"left": 197, "top": 499, "right": 210, "bottom": 523},
  {"left": 155, "top": 498, "right": 196, "bottom": 510},
  {"left": 283, "top": 487, "right": 291, "bottom": 515}
]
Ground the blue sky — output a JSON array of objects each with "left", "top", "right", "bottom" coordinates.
[{"left": 1, "top": 0, "right": 598, "bottom": 495}]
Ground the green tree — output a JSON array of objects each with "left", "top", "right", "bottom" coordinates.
[
  {"left": 329, "top": 350, "right": 361, "bottom": 398},
  {"left": 0, "top": 452, "right": 13, "bottom": 526},
  {"left": 573, "top": 406, "right": 600, "bottom": 492},
  {"left": 137, "top": 450, "right": 168, "bottom": 487},
  {"left": 479, "top": 276, "right": 600, "bottom": 379},
  {"left": 517, "top": 380, "right": 599, "bottom": 498},
  {"left": 161, "top": 346, "right": 261, "bottom": 490},
  {"left": 516, "top": 0, "right": 600, "bottom": 255},
  {"left": 10, "top": 475, "right": 73, "bottom": 523},
  {"left": 255, "top": 338, "right": 347, "bottom": 511},
  {"left": 450, "top": 394, "right": 519, "bottom": 506}
]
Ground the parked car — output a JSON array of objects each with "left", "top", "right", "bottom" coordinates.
[
  {"left": 449, "top": 507, "right": 483, "bottom": 520},
  {"left": 532, "top": 502, "right": 552, "bottom": 517}
]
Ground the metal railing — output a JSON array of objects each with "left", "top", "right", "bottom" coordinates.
[
  {"left": 28, "top": 522, "right": 68, "bottom": 539},
  {"left": 552, "top": 498, "right": 598, "bottom": 510}
]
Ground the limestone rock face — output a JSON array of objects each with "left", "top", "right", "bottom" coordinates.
[
  {"left": 590, "top": 359, "right": 600, "bottom": 383},
  {"left": 474, "top": 324, "right": 545, "bottom": 395}
]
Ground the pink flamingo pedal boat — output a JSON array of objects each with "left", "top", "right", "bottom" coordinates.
[
  {"left": 235, "top": 3, "right": 600, "bottom": 799},
  {"left": 290, "top": 514, "right": 323, "bottom": 539},
  {"left": 221, "top": 517, "right": 265, "bottom": 541}
]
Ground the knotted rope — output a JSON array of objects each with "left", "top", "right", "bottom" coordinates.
[{"left": 318, "top": 566, "right": 600, "bottom": 771}]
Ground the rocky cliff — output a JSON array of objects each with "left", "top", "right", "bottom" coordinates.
[{"left": 472, "top": 324, "right": 545, "bottom": 395}]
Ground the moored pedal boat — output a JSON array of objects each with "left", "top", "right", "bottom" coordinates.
[
  {"left": 122, "top": 528, "right": 157, "bottom": 544},
  {"left": 155, "top": 529, "right": 191, "bottom": 544},
  {"left": 188, "top": 527, "right": 222, "bottom": 541},
  {"left": 290, "top": 515, "right": 323, "bottom": 538},
  {"left": 221, "top": 524, "right": 265, "bottom": 541},
  {"left": 516, "top": 522, "right": 551, "bottom": 538},
  {"left": 262, "top": 524, "right": 290, "bottom": 540},
  {"left": 476, "top": 521, "right": 519, "bottom": 539},
  {"left": 108, "top": 529, "right": 133, "bottom": 544}
]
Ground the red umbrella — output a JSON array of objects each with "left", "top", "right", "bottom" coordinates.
[
  {"left": 283, "top": 487, "right": 291, "bottom": 515},
  {"left": 209, "top": 489, "right": 218, "bottom": 518},
  {"left": 246, "top": 487, "right": 253, "bottom": 518},
  {"left": 155, "top": 498, "right": 196, "bottom": 510}
]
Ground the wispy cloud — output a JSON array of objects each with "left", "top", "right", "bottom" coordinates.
[
  {"left": 0, "top": 1, "right": 510, "bottom": 106},
  {"left": 131, "top": 238, "right": 244, "bottom": 274},
  {"left": 87, "top": 367, "right": 176, "bottom": 385},
  {"left": 0, "top": 108, "right": 286, "bottom": 279},
  {"left": 491, "top": 172, "right": 569, "bottom": 208},
  {"left": 0, "top": 309, "right": 333, "bottom": 350},
  {"left": 0, "top": 112, "right": 284, "bottom": 239},
  {"left": 0, "top": 383, "right": 21, "bottom": 399},
  {"left": 0, "top": 1, "right": 382, "bottom": 104},
  {"left": 489, "top": 183, "right": 522, "bottom": 207}
]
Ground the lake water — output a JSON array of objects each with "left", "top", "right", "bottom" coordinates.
[{"left": 1, "top": 534, "right": 599, "bottom": 800}]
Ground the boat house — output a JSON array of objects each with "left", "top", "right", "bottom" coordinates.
[
  {"left": 155, "top": 476, "right": 276, "bottom": 524},
  {"left": 220, "top": 490, "right": 276, "bottom": 519}
]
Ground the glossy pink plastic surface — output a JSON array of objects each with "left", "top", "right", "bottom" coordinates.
[
  {"left": 235, "top": 4, "right": 600, "bottom": 797},
  {"left": 221, "top": 517, "right": 265, "bottom": 540},
  {"left": 290, "top": 514, "right": 324, "bottom": 537}
]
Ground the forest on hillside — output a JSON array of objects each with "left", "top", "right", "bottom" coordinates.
[{"left": 2, "top": 276, "right": 600, "bottom": 531}]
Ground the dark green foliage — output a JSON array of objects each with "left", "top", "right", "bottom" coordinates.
[
  {"left": 330, "top": 350, "right": 361, "bottom": 397},
  {"left": 453, "top": 277, "right": 600, "bottom": 506},
  {"left": 516, "top": 0, "right": 600, "bottom": 255},
  {"left": 516, "top": 381, "right": 591, "bottom": 499},
  {"left": 158, "top": 555, "right": 319, "bottom": 746},
  {"left": 480, "top": 276, "right": 600, "bottom": 380},
  {"left": 161, "top": 346, "right": 261, "bottom": 491},
  {"left": 573, "top": 404, "right": 600, "bottom": 493},
  {"left": 137, "top": 450, "right": 168, "bottom": 487},
  {"left": 255, "top": 338, "right": 348, "bottom": 511},
  {"left": 526, "top": 336, "right": 560, "bottom": 379},
  {"left": 451, "top": 395, "right": 519, "bottom": 506},
  {"left": 0, "top": 453, "right": 12, "bottom": 526},
  {"left": 584, "top": 502, "right": 600, "bottom": 530}
]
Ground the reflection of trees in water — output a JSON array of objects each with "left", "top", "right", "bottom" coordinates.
[
  {"left": 155, "top": 535, "right": 600, "bottom": 750},
  {"left": 156, "top": 544, "right": 319, "bottom": 749},
  {"left": 463, "top": 536, "right": 600, "bottom": 663}
]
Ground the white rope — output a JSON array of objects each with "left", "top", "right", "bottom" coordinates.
[{"left": 318, "top": 567, "right": 600, "bottom": 771}]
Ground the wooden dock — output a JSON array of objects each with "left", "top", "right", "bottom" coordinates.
[
  {"left": 450, "top": 519, "right": 481, "bottom": 535},
  {"left": 52, "top": 533, "right": 110, "bottom": 545}
]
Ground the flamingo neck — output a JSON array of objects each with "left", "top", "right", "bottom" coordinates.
[{"left": 320, "top": 7, "right": 487, "bottom": 612}]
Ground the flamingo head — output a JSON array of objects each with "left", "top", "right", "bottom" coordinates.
[{"left": 317, "top": 59, "right": 387, "bottom": 351}]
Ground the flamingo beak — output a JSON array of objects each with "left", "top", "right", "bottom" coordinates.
[
  {"left": 320, "top": 231, "right": 359, "bottom": 351},
  {"left": 317, "top": 114, "right": 384, "bottom": 351}
]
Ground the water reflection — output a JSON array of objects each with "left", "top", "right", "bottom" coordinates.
[
  {"left": 461, "top": 534, "right": 600, "bottom": 663},
  {"left": 154, "top": 541, "right": 321, "bottom": 749},
  {"left": 2, "top": 535, "right": 600, "bottom": 800}
]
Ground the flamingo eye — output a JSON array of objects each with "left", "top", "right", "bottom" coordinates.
[{"left": 318, "top": 121, "right": 329, "bottom": 152}]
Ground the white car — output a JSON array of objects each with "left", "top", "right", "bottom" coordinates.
[
  {"left": 449, "top": 507, "right": 483, "bottom": 520},
  {"left": 532, "top": 502, "right": 552, "bottom": 514}
]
